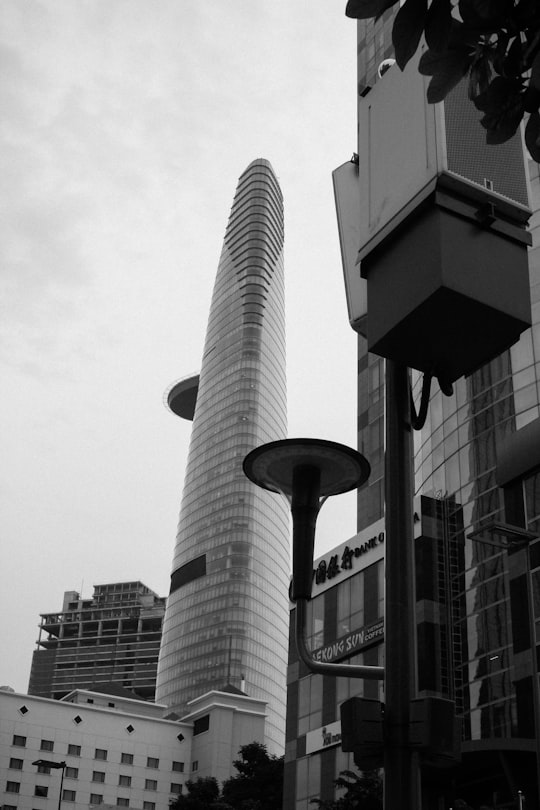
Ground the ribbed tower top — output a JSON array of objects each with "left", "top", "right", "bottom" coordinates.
[
  {"left": 225, "top": 158, "right": 284, "bottom": 251},
  {"left": 166, "top": 159, "right": 281, "bottom": 422}
]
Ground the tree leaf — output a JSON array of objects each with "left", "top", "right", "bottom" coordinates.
[
  {"left": 468, "top": 58, "right": 493, "bottom": 98},
  {"left": 425, "top": 0, "right": 453, "bottom": 52},
  {"left": 531, "top": 51, "right": 540, "bottom": 91},
  {"left": 426, "top": 64, "right": 470, "bottom": 101},
  {"left": 459, "top": 0, "right": 511, "bottom": 27},
  {"left": 475, "top": 77, "right": 524, "bottom": 141},
  {"left": 470, "top": 0, "right": 511, "bottom": 22},
  {"left": 523, "top": 85, "right": 540, "bottom": 113},
  {"left": 392, "top": 0, "right": 428, "bottom": 69},
  {"left": 345, "top": 0, "right": 399, "bottom": 19},
  {"left": 473, "top": 75, "right": 519, "bottom": 111},
  {"left": 492, "top": 30, "right": 509, "bottom": 75},
  {"left": 419, "top": 48, "right": 472, "bottom": 101},
  {"left": 525, "top": 111, "right": 540, "bottom": 161},
  {"left": 514, "top": 0, "right": 540, "bottom": 28},
  {"left": 501, "top": 34, "right": 523, "bottom": 78},
  {"left": 484, "top": 116, "right": 521, "bottom": 143}
]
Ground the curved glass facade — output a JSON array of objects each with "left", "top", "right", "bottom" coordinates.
[
  {"left": 156, "top": 159, "right": 290, "bottom": 753},
  {"left": 408, "top": 163, "right": 540, "bottom": 798},
  {"left": 354, "top": 164, "right": 540, "bottom": 800},
  {"left": 283, "top": 18, "right": 540, "bottom": 809}
]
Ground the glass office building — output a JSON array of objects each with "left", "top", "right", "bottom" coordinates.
[
  {"left": 408, "top": 162, "right": 540, "bottom": 804},
  {"left": 156, "top": 159, "right": 290, "bottom": 753},
  {"left": 284, "top": 18, "right": 540, "bottom": 808},
  {"left": 283, "top": 524, "right": 385, "bottom": 810},
  {"left": 356, "top": 18, "right": 540, "bottom": 804}
]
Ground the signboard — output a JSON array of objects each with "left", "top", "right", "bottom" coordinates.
[
  {"left": 305, "top": 503, "right": 421, "bottom": 600},
  {"left": 332, "top": 159, "right": 367, "bottom": 336},
  {"left": 310, "top": 518, "right": 385, "bottom": 597},
  {"left": 312, "top": 618, "right": 384, "bottom": 664},
  {"left": 306, "top": 720, "right": 342, "bottom": 754}
]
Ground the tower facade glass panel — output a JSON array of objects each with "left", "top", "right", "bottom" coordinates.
[{"left": 156, "top": 159, "right": 290, "bottom": 753}]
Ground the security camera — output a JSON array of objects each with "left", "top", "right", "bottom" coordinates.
[{"left": 378, "top": 58, "right": 396, "bottom": 78}]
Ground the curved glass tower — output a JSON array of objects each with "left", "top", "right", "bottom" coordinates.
[{"left": 156, "top": 159, "right": 290, "bottom": 753}]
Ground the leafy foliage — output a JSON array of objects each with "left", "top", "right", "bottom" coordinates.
[
  {"left": 169, "top": 776, "right": 225, "bottom": 810},
  {"left": 310, "top": 769, "right": 382, "bottom": 810},
  {"left": 346, "top": 0, "right": 540, "bottom": 160},
  {"left": 169, "top": 743, "right": 283, "bottom": 810},
  {"left": 221, "top": 742, "right": 284, "bottom": 810}
]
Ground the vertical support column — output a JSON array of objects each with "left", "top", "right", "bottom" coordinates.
[{"left": 384, "top": 360, "right": 421, "bottom": 809}]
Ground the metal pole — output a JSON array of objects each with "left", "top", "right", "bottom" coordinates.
[
  {"left": 57, "top": 763, "right": 65, "bottom": 810},
  {"left": 384, "top": 360, "right": 421, "bottom": 809}
]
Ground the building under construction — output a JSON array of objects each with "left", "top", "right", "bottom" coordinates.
[{"left": 28, "top": 581, "right": 165, "bottom": 701}]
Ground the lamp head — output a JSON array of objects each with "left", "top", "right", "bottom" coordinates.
[
  {"left": 32, "top": 759, "right": 66, "bottom": 769},
  {"left": 243, "top": 439, "right": 370, "bottom": 600},
  {"left": 243, "top": 438, "right": 369, "bottom": 501}
]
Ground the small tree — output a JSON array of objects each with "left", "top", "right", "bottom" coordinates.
[
  {"left": 345, "top": 0, "right": 540, "bottom": 160},
  {"left": 311, "top": 769, "right": 383, "bottom": 810},
  {"left": 169, "top": 776, "right": 224, "bottom": 810},
  {"left": 221, "top": 742, "right": 284, "bottom": 810}
]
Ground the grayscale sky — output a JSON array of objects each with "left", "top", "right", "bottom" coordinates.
[{"left": 0, "top": 0, "right": 362, "bottom": 692}]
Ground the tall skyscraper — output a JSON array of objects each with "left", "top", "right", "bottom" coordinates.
[
  {"left": 156, "top": 159, "right": 290, "bottom": 753},
  {"left": 28, "top": 582, "right": 165, "bottom": 701}
]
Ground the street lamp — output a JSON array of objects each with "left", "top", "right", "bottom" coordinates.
[
  {"left": 245, "top": 433, "right": 459, "bottom": 808},
  {"left": 243, "top": 437, "right": 383, "bottom": 681},
  {"left": 32, "top": 759, "right": 66, "bottom": 810}
]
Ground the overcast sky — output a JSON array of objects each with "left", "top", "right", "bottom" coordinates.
[{"left": 0, "top": 0, "right": 362, "bottom": 693}]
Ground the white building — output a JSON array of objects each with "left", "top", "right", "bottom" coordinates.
[{"left": 0, "top": 684, "right": 267, "bottom": 810}]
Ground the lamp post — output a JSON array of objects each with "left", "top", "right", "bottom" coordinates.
[
  {"left": 32, "top": 759, "right": 66, "bottom": 810},
  {"left": 244, "top": 434, "right": 424, "bottom": 809},
  {"left": 383, "top": 361, "right": 421, "bottom": 809},
  {"left": 243, "top": 438, "right": 384, "bottom": 681}
]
